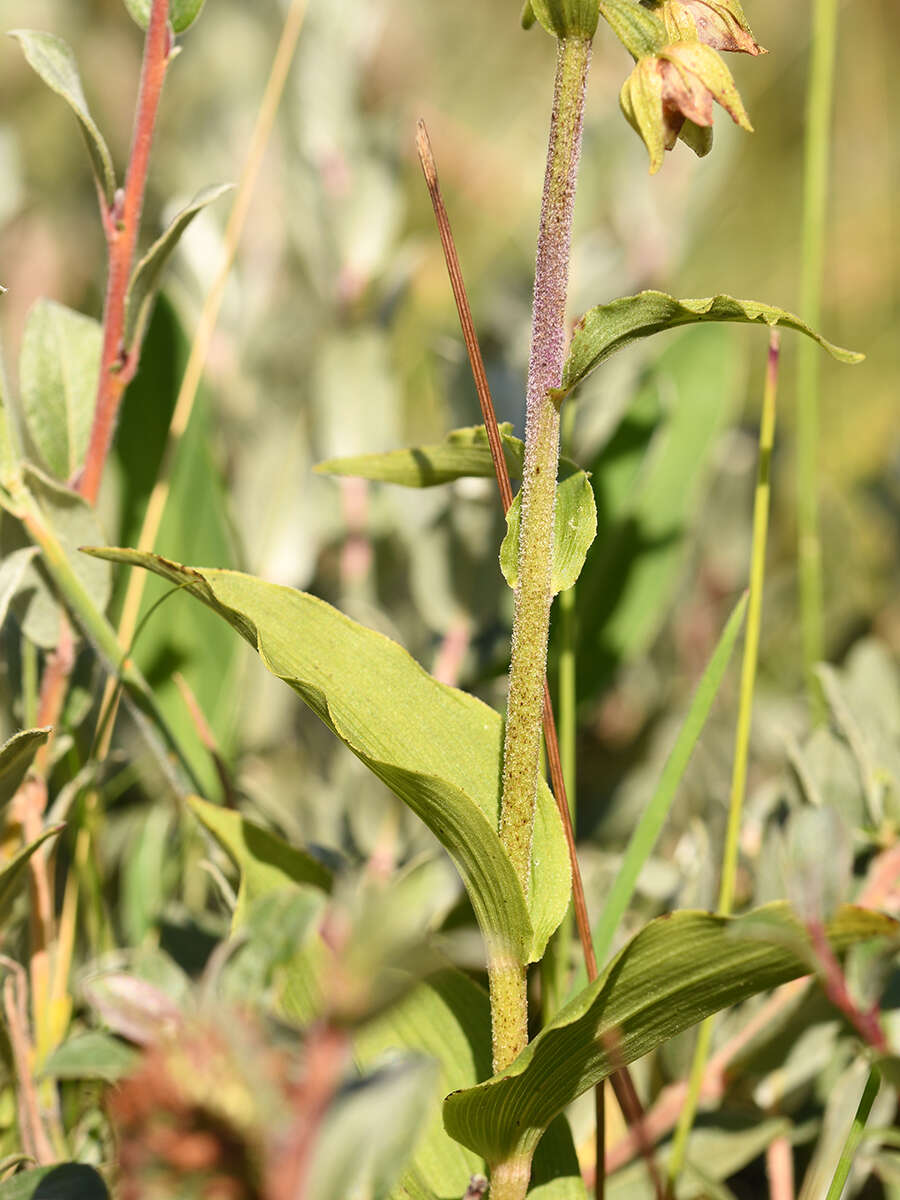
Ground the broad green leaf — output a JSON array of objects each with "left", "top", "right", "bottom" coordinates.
[
  {"left": 123, "top": 0, "right": 207, "bottom": 34},
  {"left": 190, "top": 795, "right": 332, "bottom": 924},
  {"left": 0, "top": 727, "right": 50, "bottom": 809},
  {"left": 575, "top": 327, "right": 738, "bottom": 696},
  {"left": 581, "top": 593, "right": 748, "bottom": 978},
  {"left": 308, "top": 1056, "right": 438, "bottom": 1200},
  {"left": 8, "top": 32, "right": 115, "bottom": 205},
  {"left": 0, "top": 826, "right": 63, "bottom": 923},
  {"left": 86, "top": 550, "right": 571, "bottom": 966},
  {"left": 0, "top": 1164, "right": 109, "bottom": 1200},
  {"left": 114, "top": 297, "right": 240, "bottom": 797},
  {"left": 500, "top": 465, "right": 597, "bottom": 595},
  {"left": 356, "top": 969, "right": 585, "bottom": 1199},
  {"left": 19, "top": 300, "right": 102, "bottom": 482},
  {"left": 124, "top": 184, "right": 232, "bottom": 354},
  {"left": 40, "top": 1030, "right": 138, "bottom": 1083},
  {"left": 442, "top": 904, "right": 896, "bottom": 1170},
  {"left": 9, "top": 466, "right": 111, "bottom": 649},
  {"left": 561, "top": 291, "right": 863, "bottom": 395},
  {"left": 315, "top": 423, "right": 525, "bottom": 488}
]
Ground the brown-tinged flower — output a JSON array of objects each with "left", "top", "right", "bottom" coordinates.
[
  {"left": 620, "top": 39, "right": 753, "bottom": 173},
  {"left": 658, "top": 0, "right": 764, "bottom": 56}
]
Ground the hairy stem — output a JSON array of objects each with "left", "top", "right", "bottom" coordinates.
[
  {"left": 796, "top": 0, "right": 838, "bottom": 720},
  {"left": 500, "top": 30, "right": 590, "bottom": 952},
  {"left": 488, "top": 32, "right": 591, "bottom": 1200},
  {"left": 78, "top": 0, "right": 172, "bottom": 503}
]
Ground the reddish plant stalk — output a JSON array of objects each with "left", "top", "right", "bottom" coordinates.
[{"left": 78, "top": 0, "right": 172, "bottom": 504}]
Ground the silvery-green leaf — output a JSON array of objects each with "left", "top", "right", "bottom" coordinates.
[
  {"left": 19, "top": 300, "right": 101, "bottom": 482},
  {"left": 9, "top": 32, "right": 115, "bottom": 204},
  {"left": 40, "top": 1031, "right": 138, "bottom": 1084},
  {"left": 11, "top": 466, "right": 111, "bottom": 648},
  {"left": 124, "top": 184, "right": 232, "bottom": 354}
]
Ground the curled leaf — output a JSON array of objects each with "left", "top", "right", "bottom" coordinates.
[
  {"left": 83, "top": 550, "right": 572, "bottom": 967},
  {"left": 124, "top": 184, "right": 233, "bottom": 354},
  {"left": 561, "top": 291, "right": 864, "bottom": 395},
  {"left": 9, "top": 31, "right": 116, "bottom": 204},
  {"left": 500, "top": 466, "right": 597, "bottom": 594},
  {"left": 443, "top": 904, "right": 897, "bottom": 1172}
]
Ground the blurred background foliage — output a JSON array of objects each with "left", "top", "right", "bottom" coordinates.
[
  {"left": 1, "top": 0, "right": 898, "bottom": 910},
  {"left": 0, "top": 0, "right": 898, "bottom": 1184},
  {"left": 0, "top": 0, "right": 897, "bottom": 910}
]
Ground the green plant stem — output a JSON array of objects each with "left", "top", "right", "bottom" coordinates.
[
  {"left": 495, "top": 33, "right": 591, "bottom": 1071},
  {"left": 489, "top": 34, "right": 591, "bottom": 1200},
  {"left": 667, "top": 333, "right": 781, "bottom": 1192},
  {"left": 824, "top": 1068, "right": 880, "bottom": 1200},
  {"left": 796, "top": 0, "right": 838, "bottom": 721}
]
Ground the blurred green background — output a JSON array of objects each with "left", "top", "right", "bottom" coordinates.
[{"left": 0, "top": 0, "right": 897, "bottom": 915}]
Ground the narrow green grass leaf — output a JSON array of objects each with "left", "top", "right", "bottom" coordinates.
[
  {"left": 124, "top": 185, "right": 233, "bottom": 354},
  {"left": 500, "top": 466, "right": 597, "bottom": 595},
  {"left": 19, "top": 300, "right": 102, "bottom": 482},
  {"left": 0, "top": 1164, "right": 109, "bottom": 1200},
  {"left": 0, "top": 727, "right": 50, "bottom": 809},
  {"left": 315, "top": 423, "right": 525, "bottom": 487},
  {"left": 189, "top": 796, "right": 333, "bottom": 923},
  {"left": 85, "top": 550, "right": 571, "bottom": 966},
  {"left": 824, "top": 1068, "right": 881, "bottom": 1200},
  {"left": 561, "top": 291, "right": 863, "bottom": 395},
  {"left": 442, "top": 904, "right": 896, "bottom": 1170},
  {"left": 8, "top": 32, "right": 116, "bottom": 205},
  {"left": 585, "top": 592, "right": 748, "bottom": 974},
  {"left": 0, "top": 826, "right": 63, "bottom": 923}
]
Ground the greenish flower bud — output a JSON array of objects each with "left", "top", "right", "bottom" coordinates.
[
  {"left": 123, "top": 0, "right": 207, "bottom": 35},
  {"left": 620, "top": 40, "right": 752, "bottom": 173},
  {"left": 654, "top": 0, "right": 764, "bottom": 55},
  {"left": 527, "top": 0, "right": 600, "bottom": 39}
]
